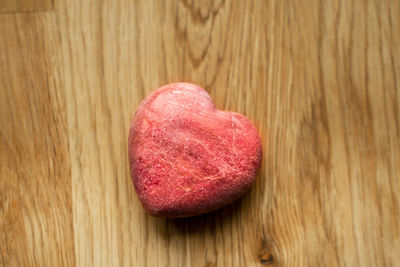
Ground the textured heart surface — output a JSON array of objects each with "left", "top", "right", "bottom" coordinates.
[{"left": 129, "top": 83, "right": 262, "bottom": 217}]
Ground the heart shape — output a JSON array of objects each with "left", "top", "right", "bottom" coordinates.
[{"left": 128, "top": 83, "right": 262, "bottom": 217}]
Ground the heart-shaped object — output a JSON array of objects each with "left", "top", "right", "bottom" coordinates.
[{"left": 128, "top": 83, "right": 262, "bottom": 217}]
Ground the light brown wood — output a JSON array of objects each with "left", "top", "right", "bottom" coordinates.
[
  {"left": 1, "top": 0, "right": 399, "bottom": 266},
  {"left": 0, "top": 12, "right": 73, "bottom": 266},
  {"left": 0, "top": 0, "right": 53, "bottom": 13}
]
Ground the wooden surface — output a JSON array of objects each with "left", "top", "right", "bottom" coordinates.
[
  {"left": 0, "top": 0, "right": 53, "bottom": 12},
  {"left": 1, "top": 0, "right": 399, "bottom": 266}
]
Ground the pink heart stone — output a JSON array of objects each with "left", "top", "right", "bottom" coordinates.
[{"left": 128, "top": 83, "right": 262, "bottom": 217}]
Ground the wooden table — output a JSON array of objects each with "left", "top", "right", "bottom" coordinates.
[{"left": 1, "top": 1, "right": 399, "bottom": 266}]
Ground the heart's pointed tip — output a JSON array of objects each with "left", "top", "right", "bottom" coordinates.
[{"left": 129, "top": 82, "right": 263, "bottom": 218}]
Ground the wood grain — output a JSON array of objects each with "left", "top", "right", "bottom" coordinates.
[
  {"left": 0, "top": 12, "right": 73, "bottom": 266},
  {"left": 0, "top": 0, "right": 54, "bottom": 13},
  {"left": 1, "top": 0, "right": 400, "bottom": 266}
]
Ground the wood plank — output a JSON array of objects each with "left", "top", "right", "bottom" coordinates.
[
  {"left": 57, "top": 0, "right": 400, "bottom": 266},
  {"left": 0, "top": 0, "right": 54, "bottom": 13},
  {"left": 1, "top": 0, "right": 399, "bottom": 266},
  {"left": 0, "top": 13, "right": 74, "bottom": 266}
]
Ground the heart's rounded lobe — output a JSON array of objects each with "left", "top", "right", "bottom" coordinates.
[{"left": 129, "top": 83, "right": 262, "bottom": 217}]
